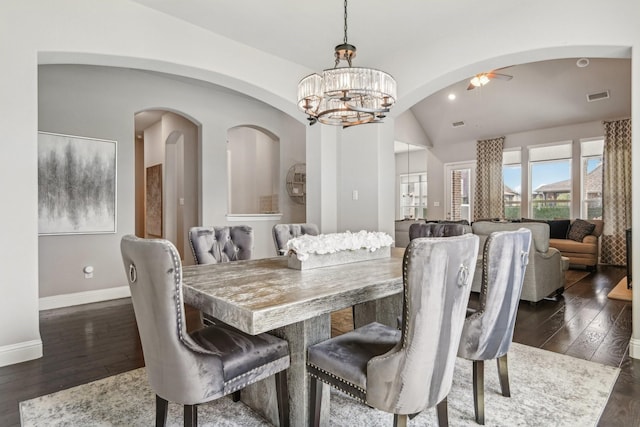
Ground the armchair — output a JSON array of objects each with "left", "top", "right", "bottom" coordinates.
[{"left": 471, "top": 221, "right": 565, "bottom": 303}]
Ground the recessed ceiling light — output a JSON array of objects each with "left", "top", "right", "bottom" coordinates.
[
  {"left": 448, "top": 93, "right": 456, "bottom": 101},
  {"left": 576, "top": 58, "right": 590, "bottom": 68}
]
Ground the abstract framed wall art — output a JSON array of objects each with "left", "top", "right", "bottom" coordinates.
[{"left": 38, "top": 132, "right": 117, "bottom": 235}]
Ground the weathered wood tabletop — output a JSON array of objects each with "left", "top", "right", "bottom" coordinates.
[{"left": 182, "top": 247, "right": 404, "bottom": 335}]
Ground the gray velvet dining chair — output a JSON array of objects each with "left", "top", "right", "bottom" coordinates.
[
  {"left": 306, "top": 233, "right": 479, "bottom": 427},
  {"left": 457, "top": 228, "right": 531, "bottom": 425},
  {"left": 408, "top": 222, "right": 472, "bottom": 240},
  {"left": 188, "top": 225, "right": 253, "bottom": 329},
  {"left": 272, "top": 223, "right": 319, "bottom": 255},
  {"left": 120, "top": 235, "right": 290, "bottom": 427},
  {"left": 188, "top": 225, "right": 253, "bottom": 264}
]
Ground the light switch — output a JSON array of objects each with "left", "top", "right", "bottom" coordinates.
[
  {"left": 352, "top": 190, "right": 359, "bottom": 200},
  {"left": 179, "top": 198, "right": 185, "bottom": 205},
  {"left": 434, "top": 201, "right": 440, "bottom": 207}
]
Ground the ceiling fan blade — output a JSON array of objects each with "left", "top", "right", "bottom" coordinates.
[
  {"left": 487, "top": 72, "right": 513, "bottom": 81},
  {"left": 467, "top": 82, "right": 477, "bottom": 90}
]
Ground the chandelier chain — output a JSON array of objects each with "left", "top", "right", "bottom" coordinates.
[{"left": 343, "top": 0, "right": 348, "bottom": 44}]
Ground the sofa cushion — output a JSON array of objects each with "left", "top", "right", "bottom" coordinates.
[
  {"left": 549, "top": 238, "right": 597, "bottom": 255},
  {"left": 548, "top": 219, "right": 571, "bottom": 239},
  {"left": 567, "top": 219, "right": 596, "bottom": 242}
]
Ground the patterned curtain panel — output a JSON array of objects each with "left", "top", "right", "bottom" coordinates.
[
  {"left": 601, "top": 119, "right": 632, "bottom": 266},
  {"left": 474, "top": 136, "right": 505, "bottom": 220}
]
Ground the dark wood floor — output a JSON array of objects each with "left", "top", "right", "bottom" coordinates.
[{"left": 1, "top": 265, "right": 637, "bottom": 426}]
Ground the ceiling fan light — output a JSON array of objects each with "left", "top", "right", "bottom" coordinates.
[{"left": 470, "top": 74, "right": 490, "bottom": 87}]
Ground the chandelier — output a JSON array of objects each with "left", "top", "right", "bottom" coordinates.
[{"left": 297, "top": 0, "right": 397, "bottom": 128}]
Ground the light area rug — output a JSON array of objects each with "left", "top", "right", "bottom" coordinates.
[
  {"left": 20, "top": 343, "right": 618, "bottom": 427},
  {"left": 608, "top": 276, "right": 632, "bottom": 301}
]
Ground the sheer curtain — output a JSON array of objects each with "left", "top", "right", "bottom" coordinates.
[
  {"left": 474, "top": 136, "right": 505, "bottom": 220},
  {"left": 601, "top": 119, "right": 632, "bottom": 265}
]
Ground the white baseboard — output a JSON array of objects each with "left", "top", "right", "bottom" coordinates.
[
  {"left": 629, "top": 337, "right": 640, "bottom": 360},
  {"left": 0, "top": 339, "right": 42, "bottom": 367},
  {"left": 39, "top": 286, "right": 131, "bottom": 311}
]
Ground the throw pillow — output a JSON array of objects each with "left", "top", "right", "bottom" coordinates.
[
  {"left": 567, "top": 219, "right": 596, "bottom": 242},
  {"left": 548, "top": 219, "right": 571, "bottom": 239}
]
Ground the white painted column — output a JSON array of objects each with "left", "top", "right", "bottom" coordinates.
[
  {"left": 306, "top": 125, "right": 339, "bottom": 233},
  {"left": 629, "top": 49, "right": 640, "bottom": 359}
]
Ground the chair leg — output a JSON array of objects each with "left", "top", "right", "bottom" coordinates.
[
  {"left": 232, "top": 390, "right": 241, "bottom": 402},
  {"left": 309, "top": 376, "right": 323, "bottom": 427},
  {"left": 184, "top": 404, "right": 197, "bottom": 427},
  {"left": 393, "top": 414, "right": 408, "bottom": 427},
  {"left": 275, "top": 371, "right": 290, "bottom": 427},
  {"left": 155, "top": 395, "right": 168, "bottom": 427},
  {"left": 473, "top": 360, "right": 485, "bottom": 425},
  {"left": 497, "top": 354, "right": 511, "bottom": 397},
  {"left": 436, "top": 397, "right": 449, "bottom": 427}
]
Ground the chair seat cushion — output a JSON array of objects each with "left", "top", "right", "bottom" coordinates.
[
  {"left": 307, "top": 322, "right": 399, "bottom": 391},
  {"left": 190, "top": 323, "right": 289, "bottom": 382}
]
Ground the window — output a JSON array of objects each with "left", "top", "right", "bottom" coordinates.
[
  {"left": 503, "top": 149, "right": 521, "bottom": 219},
  {"left": 528, "top": 143, "right": 572, "bottom": 219},
  {"left": 400, "top": 173, "right": 427, "bottom": 219},
  {"left": 581, "top": 138, "right": 604, "bottom": 219}
]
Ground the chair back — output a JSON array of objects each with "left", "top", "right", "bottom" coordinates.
[
  {"left": 272, "top": 223, "right": 319, "bottom": 255},
  {"left": 366, "top": 233, "right": 479, "bottom": 414},
  {"left": 409, "top": 222, "right": 471, "bottom": 241},
  {"left": 458, "top": 229, "right": 531, "bottom": 361},
  {"left": 189, "top": 225, "right": 253, "bottom": 264},
  {"left": 120, "top": 235, "right": 224, "bottom": 404}
]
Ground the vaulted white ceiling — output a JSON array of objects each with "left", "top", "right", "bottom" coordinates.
[{"left": 130, "top": 0, "right": 632, "bottom": 148}]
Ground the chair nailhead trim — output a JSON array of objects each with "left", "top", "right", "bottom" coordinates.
[
  {"left": 307, "top": 367, "right": 366, "bottom": 403},
  {"left": 224, "top": 357, "right": 289, "bottom": 393}
]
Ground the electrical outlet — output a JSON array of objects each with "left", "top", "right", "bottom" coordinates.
[{"left": 83, "top": 266, "right": 94, "bottom": 279}]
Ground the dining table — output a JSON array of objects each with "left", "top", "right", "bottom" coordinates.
[{"left": 181, "top": 247, "right": 405, "bottom": 427}]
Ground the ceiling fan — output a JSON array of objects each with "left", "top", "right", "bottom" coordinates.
[{"left": 467, "top": 69, "right": 513, "bottom": 90}]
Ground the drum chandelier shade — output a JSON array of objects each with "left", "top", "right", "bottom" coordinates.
[{"left": 297, "top": 0, "right": 397, "bottom": 128}]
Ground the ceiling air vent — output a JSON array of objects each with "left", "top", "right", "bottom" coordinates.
[
  {"left": 586, "top": 90, "right": 610, "bottom": 102},
  {"left": 452, "top": 121, "right": 465, "bottom": 128}
]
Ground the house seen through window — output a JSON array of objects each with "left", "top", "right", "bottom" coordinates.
[{"left": 528, "top": 142, "right": 572, "bottom": 219}]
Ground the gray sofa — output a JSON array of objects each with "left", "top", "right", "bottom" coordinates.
[{"left": 471, "top": 221, "right": 567, "bottom": 303}]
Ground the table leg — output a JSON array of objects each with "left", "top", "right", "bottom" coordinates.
[
  {"left": 353, "top": 293, "right": 403, "bottom": 329},
  {"left": 241, "top": 313, "right": 332, "bottom": 426}
]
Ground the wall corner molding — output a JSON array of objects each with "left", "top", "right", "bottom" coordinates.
[{"left": 629, "top": 337, "right": 640, "bottom": 360}]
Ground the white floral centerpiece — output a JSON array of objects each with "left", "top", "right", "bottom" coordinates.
[{"left": 286, "top": 230, "right": 394, "bottom": 270}]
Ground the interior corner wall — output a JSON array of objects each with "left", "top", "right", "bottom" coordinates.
[
  {"left": 37, "top": 64, "right": 305, "bottom": 301},
  {"left": 337, "top": 122, "right": 395, "bottom": 235}
]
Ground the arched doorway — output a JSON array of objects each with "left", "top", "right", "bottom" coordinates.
[{"left": 134, "top": 110, "right": 199, "bottom": 264}]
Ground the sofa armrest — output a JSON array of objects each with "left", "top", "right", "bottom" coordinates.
[
  {"left": 582, "top": 235, "right": 598, "bottom": 245},
  {"left": 538, "top": 247, "right": 562, "bottom": 260}
]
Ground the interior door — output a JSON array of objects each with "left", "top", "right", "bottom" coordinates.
[{"left": 444, "top": 162, "right": 475, "bottom": 223}]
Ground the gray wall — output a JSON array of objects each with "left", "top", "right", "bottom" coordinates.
[{"left": 38, "top": 64, "right": 305, "bottom": 299}]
